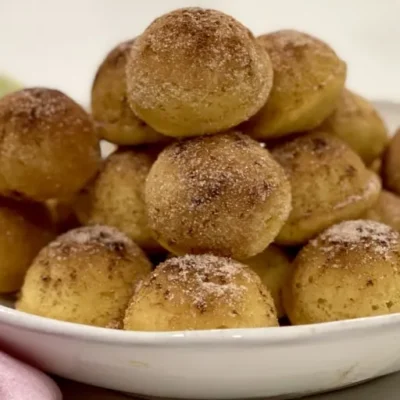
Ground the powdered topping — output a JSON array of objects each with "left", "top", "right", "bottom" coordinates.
[
  {"left": 54, "top": 225, "right": 131, "bottom": 246},
  {"left": 145, "top": 131, "right": 291, "bottom": 258},
  {"left": 91, "top": 37, "right": 157, "bottom": 137},
  {"left": 0, "top": 88, "right": 74, "bottom": 121},
  {"left": 272, "top": 132, "right": 337, "bottom": 166},
  {"left": 47, "top": 225, "right": 133, "bottom": 259},
  {"left": 313, "top": 220, "right": 399, "bottom": 257},
  {"left": 334, "top": 173, "right": 380, "bottom": 210},
  {"left": 144, "top": 8, "right": 253, "bottom": 69},
  {"left": 265, "top": 29, "right": 316, "bottom": 53},
  {"left": 0, "top": 87, "right": 94, "bottom": 147},
  {"left": 259, "top": 29, "right": 344, "bottom": 93},
  {"left": 126, "top": 7, "right": 271, "bottom": 112},
  {"left": 145, "top": 132, "right": 291, "bottom": 259},
  {"left": 151, "top": 254, "right": 252, "bottom": 309},
  {"left": 0, "top": 87, "right": 99, "bottom": 201},
  {"left": 164, "top": 132, "right": 278, "bottom": 207}
]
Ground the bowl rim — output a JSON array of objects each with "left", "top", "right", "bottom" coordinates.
[{"left": 1, "top": 305, "right": 400, "bottom": 347}]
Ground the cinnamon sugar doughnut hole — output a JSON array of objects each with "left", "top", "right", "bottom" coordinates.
[
  {"left": 0, "top": 88, "right": 101, "bottom": 201},
  {"left": 271, "top": 132, "right": 381, "bottom": 245},
  {"left": 316, "top": 89, "right": 388, "bottom": 164},
  {"left": 17, "top": 226, "right": 152, "bottom": 327},
  {"left": 244, "top": 245, "right": 291, "bottom": 317},
  {"left": 74, "top": 146, "right": 162, "bottom": 251},
  {"left": 383, "top": 128, "right": 400, "bottom": 195},
  {"left": 243, "top": 30, "right": 346, "bottom": 139},
  {"left": 145, "top": 132, "right": 292, "bottom": 260},
  {"left": 126, "top": 8, "right": 273, "bottom": 137},
  {"left": 0, "top": 198, "right": 54, "bottom": 293},
  {"left": 364, "top": 190, "right": 400, "bottom": 232},
  {"left": 123, "top": 254, "right": 278, "bottom": 331},
  {"left": 284, "top": 220, "right": 400, "bottom": 325},
  {"left": 91, "top": 39, "right": 168, "bottom": 145}
]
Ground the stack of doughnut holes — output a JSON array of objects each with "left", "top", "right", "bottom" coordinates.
[{"left": 0, "top": 7, "right": 398, "bottom": 331}]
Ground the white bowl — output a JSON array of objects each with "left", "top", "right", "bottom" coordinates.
[
  {"left": 0, "top": 101, "right": 399, "bottom": 400},
  {"left": 2, "top": 300, "right": 400, "bottom": 399}
]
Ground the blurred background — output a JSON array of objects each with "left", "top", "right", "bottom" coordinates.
[{"left": 1, "top": 0, "right": 400, "bottom": 106}]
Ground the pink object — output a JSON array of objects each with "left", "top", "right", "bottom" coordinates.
[{"left": 0, "top": 350, "right": 61, "bottom": 400}]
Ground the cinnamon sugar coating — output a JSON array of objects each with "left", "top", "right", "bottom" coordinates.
[
  {"left": 284, "top": 220, "right": 400, "bottom": 324},
  {"left": 124, "top": 254, "right": 278, "bottom": 331},
  {"left": 0, "top": 88, "right": 101, "bottom": 201},
  {"left": 316, "top": 89, "right": 388, "bottom": 165},
  {"left": 17, "top": 226, "right": 152, "bottom": 327},
  {"left": 145, "top": 132, "right": 291, "bottom": 259},
  {"left": 91, "top": 39, "right": 168, "bottom": 145},
  {"left": 243, "top": 30, "right": 346, "bottom": 139},
  {"left": 74, "top": 146, "right": 162, "bottom": 251},
  {"left": 126, "top": 8, "right": 273, "bottom": 137},
  {"left": 271, "top": 132, "right": 381, "bottom": 245}
]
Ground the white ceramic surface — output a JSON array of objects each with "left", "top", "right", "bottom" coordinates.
[
  {"left": 1, "top": 297, "right": 400, "bottom": 400},
  {"left": 0, "top": 102, "right": 399, "bottom": 400}
]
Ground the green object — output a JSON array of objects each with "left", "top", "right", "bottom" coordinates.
[{"left": 0, "top": 74, "right": 22, "bottom": 98}]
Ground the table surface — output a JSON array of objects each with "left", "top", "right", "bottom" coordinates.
[{"left": 57, "top": 372, "right": 400, "bottom": 400}]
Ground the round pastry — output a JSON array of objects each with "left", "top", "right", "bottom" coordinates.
[
  {"left": 74, "top": 146, "right": 161, "bottom": 251},
  {"left": 126, "top": 7, "right": 273, "bottom": 137},
  {"left": 0, "top": 198, "right": 54, "bottom": 293},
  {"left": 243, "top": 30, "right": 346, "bottom": 139},
  {"left": 145, "top": 132, "right": 292, "bottom": 259},
  {"left": 271, "top": 131, "right": 381, "bottom": 245},
  {"left": 284, "top": 220, "right": 400, "bottom": 324},
  {"left": 383, "top": 128, "right": 400, "bottom": 195},
  {"left": 316, "top": 89, "right": 388, "bottom": 165},
  {"left": 123, "top": 254, "right": 278, "bottom": 331},
  {"left": 244, "top": 245, "right": 291, "bottom": 317},
  {"left": 364, "top": 190, "right": 400, "bottom": 232},
  {"left": 17, "top": 226, "right": 152, "bottom": 327},
  {"left": 91, "top": 39, "right": 167, "bottom": 145},
  {"left": 0, "top": 88, "right": 101, "bottom": 201}
]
